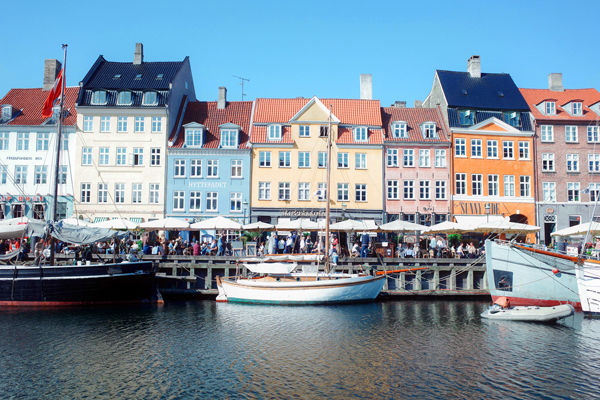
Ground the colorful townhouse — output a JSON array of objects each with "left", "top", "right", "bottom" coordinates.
[
  {"left": 423, "top": 55, "right": 536, "bottom": 227},
  {"left": 381, "top": 104, "right": 451, "bottom": 226},
  {"left": 520, "top": 74, "right": 600, "bottom": 245},
  {"left": 74, "top": 43, "right": 195, "bottom": 223},
  {"left": 0, "top": 59, "right": 78, "bottom": 220},
  {"left": 249, "top": 92, "right": 384, "bottom": 226},
  {"left": 166, "top": 87, "right": 253, "bottom": 240}
]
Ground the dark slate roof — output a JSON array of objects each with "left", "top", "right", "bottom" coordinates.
[
  {"left": 437, "top": 70, "right": 530, "bottom": 111},
  {"left": 79, "top": 89, "right": 169, "bottom": 107},
  {"left": 447, "top": 108, "right": 533, "bottom": 131}
]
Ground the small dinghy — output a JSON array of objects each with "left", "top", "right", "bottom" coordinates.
[{"left": 481, "top": 297, "right": 575, "bottom": 322}]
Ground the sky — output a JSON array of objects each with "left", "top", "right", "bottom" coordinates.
[{"left": 3, "top": 0, "right": 600, "bottom": 107}]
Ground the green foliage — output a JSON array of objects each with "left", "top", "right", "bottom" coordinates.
[
  {"left": 241, "top": 231, "right": 259, "bottom": 246},
  {"left": 448, "top": 234, "right": 462, "bottom": 247}
]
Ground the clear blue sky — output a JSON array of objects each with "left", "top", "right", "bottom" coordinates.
[{"left": 3, "top": 0, "right": 600, "bottom": 107}]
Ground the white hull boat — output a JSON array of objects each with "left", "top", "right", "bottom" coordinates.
[
  {"left": 576, "top": 259, "right": 600, "bottom": 318},
  {"left": 481, "top": 303, "right": 575, "bottom": 322}
]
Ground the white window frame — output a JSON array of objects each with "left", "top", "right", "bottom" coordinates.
[
  {"left": 419, "top": 180, "right": 430, "bottom": 199},
  {"left": 541, "top": 125, "right": 554, "bottom": 142},
  {"left": 98, "top": 183, "right": 108, "bottom": 203},
  {"left": 299, "top": 125, "right": 310, "bottom": 137},
  {"left": 231, "top": 160, "right": 242, "bottom": 178},
  {"left": 230, "top": 192, "right": 242, "bottom": 212},
  {"left": 488, "top": 174, "right": 499, "bottom": 196},
  {"left": 117, "top": 148, "right": 127, "bottom": 165},
  {"left": 259, "top": 151, "right": 271, "bottom": 167},
  {"left": 455, "top": 138, "right": 466, "bottom": 157},
  {"left": 455, "top": 173, "right": 466, "bottom": 195},
  {"left": 589, "top": 154, "right": 600, "bottom": 172},
  {"left": 84, "top": 116, "right": 93, "bottom": 132},
  {"left": 520, "top": 176, "right": 531, "bottom": 197},
  {"left": 403, "top": 180, "right": 414, "bottom": 199},
  {"left": 588, "top": 126, "right": 600, "bottom": 143},
  {"left": 99, "top": 147, "right": 110, "bottom": 166},
  {"left": 392, "top": 122, "right": 407, "bottom": 138},
  {"left": 80, "top": 183, "right": 91, "bottom": 203},
  {"left": 100, "top": 116, "right": 110, "bottom": 132},
  {"left": 118, "top": 116, "right": 128, "bottom": 132},
  {"left": 567, "top": 182, "right": 580, "bottom": 202},
  {"left": 221, "top": 129, "right": 238, "bottom": 148},
  {"left": 403, "top": 149, "right": 414, "bottom": 167},
  {"left": 142, "top": 91, "right": 158, "bottom": 106},
  {"left": 115, "top": 183, "right": 125, "bottom": 203},
  {"left": 258, "top": 182, "right": 271, "bottom": 200},
  {"left": 279, "top": 182, "right": 291, "bottom": 201},
  {"left": 174, "top": 159, "right": 186, "bottom": 178},
  {"left": 503, "top": 141, "right": 514, "bottom": 159},
  {"left": 298, "top": 152, "right": 310, "bottom": 168},
  {"left": 387, "top": 149, "right": 398, "bottom": 167},
  {"left": 173, "top": 191, "right": 185, "bottom": 211},
  {"left": 206, "top": 192, "right": 218, "bottom": 212},
  {"left": 353, "top": 126, "right": 368, "bottom": 142},
  {"left": 355, "top": 183, "right": 367, "bottom": 202},
  {"left": 17, "top": 132, "right": 29, "bottom": 151},
  {"left": 190, "top": 191, "right": 202, "bottom": 211},
  {"left": 355, "top": 153, "right": 367, "bottom": 169},
  {"left": 151, "top": 148, "right": 160, "bottom": 166},
  {"left": 419, "top": 149, "right": 430, "bottom": 167},
  {"left": 190, "top": 159, "right": 201, "bottom": 178},
  {"left": 471, "top": 139, "right": 482, "bottom": 158},
  {"left": 566, "top": 126, "right": 578, "bottom": 143},
  {"left": 34, "top": 165, "right": 47, "bottom": 185},
  {"left": 82, "top": 147, "right": 92, "bottom": 165},
  {"left": 566, "top": 154, "right": 579, "bottom": 172},
  {"left": 504, "top": 175, "right": 515, "bottom": 197},
  {"left": 298, "top": 182, "right": 310, "bottom": 201},
  {"left": 435, "top": 149, "right": 447, "bottom": 168},
  {"left": 36, "top": 132, "right": 49, "bottom": 151},
  {"left": 545, "top": 101, "right": 556, "bottom": 115},
  {"left": 151, "top": 117, "right": 162, "bottom": 133},
  {"left": 337, "top": 183, "right": 349, "bottom": 201},
  {"left": 387, "top": 180, "right": 399, "bottom": 199},
  {"left": 421, "top": 122, "right": 437, "bottom": 139},
  {"left": 518, "top": 141, "right": 530, "bottom": 160},
  {"left": 542, "top": 153, "right": 555, "bottom": 172},
  {"left": 132, "top": 183, "right": 142, "bottom": 204},
  {"left": 268, "top": 125, "right": 282, "bottom": 141},
  {"left": 207, "top": 159, "right": 219, "bottom": 178},
  {"left": 135, "top": 117, "right": 145, "bottom": 132},
  {"left": 435, "top": 180, "right": 447, "bottom": 200},
  {"left": 542, "top": 182, "right": 556, "bottom": 202},
  {"left": 471, "top": 174, "right": 483, "bottom": 196},
  {"left": 149, "top": 184, "right": 160, "bottom": 204},
  {"left": 338, "top": 153, "right": 349, "bottom": 169},
  {"left": 133, "top": 148, "right": 143, "bottom": 166},
  {"left": 91, "top": 90, "right": 107, "bottom": 105},
  {"left": 117, "top": 91, "right": 132, "bottom": 106}
]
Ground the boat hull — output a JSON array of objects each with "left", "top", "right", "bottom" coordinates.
[
  {"left": 576, "top": 261, "right": 600, "bottom": 318},
  {"left": 0, "top": 262, "right": 156, "bottom": 306},
  {"left": 218, "top": 274, "right": 386, "bottom": 304},
  {"left": 481, "top": 304, "right": 575, "bottom": 322},
  {"left": 485, "top": 240, "right": 581, "bottom": 309}
]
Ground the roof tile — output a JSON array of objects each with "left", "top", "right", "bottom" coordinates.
[
  {"left": 381, "top": 107, "right": 450, "bottom": 143},
  {"left": 519, "top": 88, "right": 600, "bottom": 121},
  {"left": 0, "top": 87, "right": 79, "bottom": 126}
]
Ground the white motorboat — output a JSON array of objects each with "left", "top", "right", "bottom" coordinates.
[{"left": 481, "top": 303, "right": 575, "bottom": 322}]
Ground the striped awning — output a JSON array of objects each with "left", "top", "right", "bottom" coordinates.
[
  {"left": 129, "top": 217, "right": 143, "bottom": 223},
  {"left": 93, "top": 217, "right": 109, "bottom": 223}
]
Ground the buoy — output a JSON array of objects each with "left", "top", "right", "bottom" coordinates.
[{"left": 552, "top": 267, "right": 559, "bottom": 274}]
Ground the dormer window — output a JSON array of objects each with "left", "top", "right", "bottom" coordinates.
[
  {"left": 1, "top": 105, "right": 11, "bottom": 122},
  {"left": 156, "top": 74, "right": 164, "bottom": 80},
  {"left": 573, "top": 102, "right": 583, "bottom": 116},
  {"left": 219, "top": 123, "right": 240, "bottom": 148},
  {"left": 49, "top": 106, "right": 61, "bottom": 124},
  {"left": 503, "top": 111, "right": 520, "bottom": 127},
  {"left": 392, "top": 121, "right": 407, "bottom": 138},
  {"left": 268, "top": 125, "right": 282, "bottom": 140},
  {"left": 459, "top": 110, "right": 474, "bottom": 125},
  {"left": 117, "top": 91, "right": 132, "bottom": 105},
  {"left": 143, "top": 91, "right": 158, "bottom": 106},
  {"left": 135, "top": 74, "right": 142, "bottom": 80},
  {"left": 184, "top": 124, "right": 204, "bottom": 147},
  {"left": 91, "top": 90, "right": 107, "bottom": 105},
  {"left": 421, "top": 122, "right": 437, "bottom": 139},
  {"left": 546, "top": 101, "right": 556, "bottom": 115},
  {"left": 353, "top": 127, "right": 368, "bottom": 142},
  {"left": 113, "top": 74, "right": 122, "bottom": 80}
]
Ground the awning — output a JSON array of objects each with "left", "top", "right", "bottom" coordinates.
[
  {"left": 454, "top": 215, "right": 505, "bottom": 226},
  {"left": 93, "top": 217, "right": 109, "bottom": 223},
  {"left": 129, "top": 217, "right": 143, "bottom": 223}
]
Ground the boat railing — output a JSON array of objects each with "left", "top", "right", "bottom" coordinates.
[{"left": 492, "top": 238, "right": 600, "bottom": 261}]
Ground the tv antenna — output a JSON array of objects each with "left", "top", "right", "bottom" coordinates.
[{"left": 233, "top": 75, "right": 249, "bottom": 101}]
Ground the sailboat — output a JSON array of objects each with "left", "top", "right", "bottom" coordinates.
[
  {"left": 215, "top": 105, "right": 386, "bottom": 304},
  {"left": 0, "top": 45, "right": 157, "bottom": 306}
]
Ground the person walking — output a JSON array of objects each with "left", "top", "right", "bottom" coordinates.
[{"left": 360, "top": 232, "right": 369, "bottom": 258}]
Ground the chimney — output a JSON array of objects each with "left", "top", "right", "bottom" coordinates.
[
  {"left": 414, "top": 100, "right": 423, "bottom": 108},
  {"left": 360, "top": 74, "right": 372, "bottom": 100},
  {"left": 467, "top": 55, "right": 481, "bottom": 78},
  {"left": 394, "top": 101, "right": 406, "bottom": 108},
  {"left": 43, "top": 59, "right": 62, "bottom": 91},
  {"left": 549, "top": 73, "right": 564, "bottom": 92},
  {"left": 218, "top": 87, "right": 227, "bottom": 109},
  {"left": 134, "top": 43, "right": 143, "bottom": 65}
]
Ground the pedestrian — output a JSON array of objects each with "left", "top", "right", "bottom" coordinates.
[{"left": 361, "top": 232, "right": 369, "bottom": 258}]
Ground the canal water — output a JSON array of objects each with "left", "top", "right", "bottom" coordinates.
[{"left": 1, "top": 300, "right": 598, "bottom": 399}]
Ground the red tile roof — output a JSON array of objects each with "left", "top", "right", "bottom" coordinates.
[
  {"left": 336, "top": 127, "right": 384, "bottom": 145},
  {"left": 170, "top": 101, "right": 253, "bottom": 149},
  {"left": 249, "top": 125, "right": 294, "bottom": 144},
  {"left": 0, "top": 87, "right": 79, "bottom": 126},
  {"left": 381, "top": 107, "right": 450, "bottom": 143},
  {"left": 519, "top": 88, "right": 600, "bottom": 121}
]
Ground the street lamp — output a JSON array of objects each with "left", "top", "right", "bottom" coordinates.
[
  {"left": 243, "top": 199, "right": 248, "bottom": 225},
  {"left": 485, "top": 203, "right": 491, "bottom": 222}
]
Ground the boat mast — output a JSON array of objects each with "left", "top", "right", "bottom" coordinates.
[{"left": 325, "top": 105, "right": 332, "bottom": 273}]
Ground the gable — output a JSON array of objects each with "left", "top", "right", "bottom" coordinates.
[
  {"left": 294, "top": 102, "right": 331, "bottom": 123},
  {"left": 477, "top": 122, "right": 509, "bottom": 132}
]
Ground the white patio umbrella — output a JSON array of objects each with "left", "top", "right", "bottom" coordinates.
[
  {"left": 551, "top": 221, "right": 600, "bottom": 237},
  {"left": 474, "top": 219, "right": 540, "bottom": 234},
  {"left": 0, "top": 216, "right": 32, "bottom": 226},
  {"left": 329, "top": 219, "right": 378, "bottom": 231},
  {"left": 190, "top": 216, "right": 242, "bottom": 230},
  {"left": 242, "top": 221, "right": 275, "bottom": 231},
  {"left": 91, "top": 218, "right": 139, "bottom": 230},
  {"left": 60, "top": 218, "right": 90, "bottom": 227},
  {"left": 377, "top": 219, "right": 428, "bottom": 232},
  {"left": 139, "top": 218, "right": 190, "bottom": 230},
  {"left": 423, "top": 221, "right": 473, "bottom": 234},
  {"left": 275, "top": 218, "right": 320, "bottom": 231}
]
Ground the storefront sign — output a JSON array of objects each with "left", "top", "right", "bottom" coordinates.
[
  {"left": 454, "top": 202, "right": 499, "bottom": 215},
  {"left": 0, "top": 195, "right": 44, "bottom": 202},
  {"left": 188, "top": 182, "right": 227, "bottom": 188},
  {"left": 280, "top": 210, "right": 326, "bottom": 217}
]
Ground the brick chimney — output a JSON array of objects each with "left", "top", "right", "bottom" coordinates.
[
  {"left": 43, "top": 59, "right": 62, "bottom": 91},
  {"left": 360, "top": 74, "right": 372, "bottom": 100},
  {"left": 467, "top": 55, "right": 481, "bottom": 78},
  {"left": 394, "top": 101, "right": 406, "bottom": 108},
  {"left": 549, "top": 73, "right": 564, "bottom": 92},
  {"left": 134, "top": 43, "right": 143, "bottom": 65},
  {"left": 218, "top": 87, "right": 227, "bottom": 109},
  {"left": 414, "top": 100, "right": 423, "bottom": 108}
]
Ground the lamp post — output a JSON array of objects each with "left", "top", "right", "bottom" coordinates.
[
  {"left": 243, "top": 199, "right": 248, "bottom": 225},
  {"left": 485, "top": 203, "right": 491, "bottom": 222}
]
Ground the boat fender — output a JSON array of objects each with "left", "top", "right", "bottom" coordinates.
[{"left": 552, "top": 267, "right": 559, "bottom": 274}]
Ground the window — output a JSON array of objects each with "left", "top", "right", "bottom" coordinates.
[
  {"left": 35, "top": 165, "right": 47, "bottom": 184},
  {"left": 542, "top": 182, "right": 556, "bottom": 202},
  {"left": 318, "top": 152, "right": 327, "bottom": 168},
  {"left": 174, "top": 159, "right": 186, "bottom": 177},
  {"left": 0, "top": 132, "right": 8, "bottom": 150},
  {"left": 299, "top": 125, "right": 310, "bottom": 137},
  {"left": 354, "top": 127, "right": 368, "bottom": 142},
  {"left": 435, "top": 180, "right": 447, "bottom": 199},
  {"left": 207, "top": 160, "right": 218, "bottom": 177},
  {"left": 337, "top": 183, "right": 349, "bottom": 201},
  {"left": 99, "top": 147, "right": 109, "bottom": 165},
  {"left": 116, "top": 148, "right": 127, "bottom": 165},
  {"left": 504, "top": 175, "right": 515, "bottom": 197},
  {"left": 589, "top": 154, "right": 600, "bottom": 172},
  {"left": 573, "top": 102, "right": 582, "bottom": 116},
  {"left": 0, "top": 165, "right": 5, "bottom": 184},
  {"left": 472, "top": 174, "right": 483, "bottom": 196},
  {"left": 387, "top": 149, "right": 398, "bottom": 167},
  {"left": 567, "top": 182, "right": 580, "bottom": 202},
  {"left": 455, "top": 138, "right": 466, "bottom": 156},
  {"left": 590, "top": 183, "right": 600, "bottom": 202},
  {"left": 118, "top": 117, "right": 127, "bottom": 132},
  {"left": 352, "top": 183, "right": 367, "bottom": 202},
  {"left": 92, "top": 91, "right": 107, "bottom": 105},
  {"left": 422, "top": 123, "right": 436, "bottom": 138},
  {"left": 298, "top": 183, "right": 310, "bottom": 201},
  {"left": 503, "top": 141, "right": 514, "bottom": 159},
  {"left": 60, "top": 136, "right": 68, "bottom": 151},
  {"left": 230, "top": 192, "right": 242, "bottom": 212},
  {"left": 471, "top": 139, "right": 482, "bottom": 157},
  {"left": 132, "top": 183, "right": 142, "bottom": 204},
  {"left": 80, "top": 183, "right": 91, "bottom": 203},
  {"left": 173, "top": 191, "right": 185, "bottom": 211},
  {"left": 259, "top": 182, "right": 271, "bottom": 200},
  {"left": 143, "top": 92, "right": 158, "bottom": 105},
  {"left": 279, "top": 182, "right": 291, "bottom": 200},
  {"left": 455, "top": 173, "right": 466, "bottom": 195},
  {"left": 541, "top": 125, "right": 554, "bottom": 142},
  {"left": 542, "top": 153, "right": 555, "bottom": 172},
  {"left": 206, "top": 192, "right": 218, "bottom": 211},
  {"left": 115, "top": 183, "right": 125, "bottom": 203},
  {"left": 487, "top": 140, "right": 498, "bottom": 158},
  {"left": 231, "top": 160, "right": 242, "bottom": 178},
  {"left": 135, "top": 117, "right": 145, "bottom": 132},
  {"left": 387, "top": 180, "right": 399, "bottom": 199},
  {"left": 419, "top": 181, "right": 430, "bottom": 199},
  {"left": 152, "top": 117, "right": 162, "bottom": 133},
  {"left": 1, "top": 105, "right": 11, "bottom": 121},
  {"left": 221, "top": 129, "right": 238, "bottom": 148},
  {"left": 151, "top": 148, "right": 160, "bottom": 166},
  {"left": 419, "top": 149, "right": 430, "bottom": 167},
  {"left": 149, "top": 184, "right": 160, "bottom": 204},
  {"left": 518, "top": 142, "right": 530, "bottom": 159},
  {"left": 185, "top": 129, "right": 203, "bottom": 147},
  {"left": 259, "top": 151, "right": 271, "bottom": 167},
  {"left": 403, "top": 180, "right": 414, "bottom": 199},
  {"left": 520, "top": 176, "right": 531, "bottom": 197},
  {"left": 133, "top": 148, "right": 143, "bottom": 165},
  {"left": 319, "top": 126, "right": 329, "bottom": 137},
  {"left": 268, "top": 125, "right": 282, "bottom": 140},
  {"left": 546, "top": 101, "right": 556, "bottom": 115},
  {"left": 503, "top": 112, "right": 520, "bottom": 127},
  {"left": 566, "top": 154, "right": 579, "bottom": 172},
  {"left": 338, "top": 153, "right": 349, "bottom": 168},
  {"left": 459, "top": 110, "right": 474, "bottom": 125},
  {"left": 84, "top": 116, "right": 93, "bottom": 132},
  {"left": 190, "top": 192, "right": 202, "bottom": 211},
  {"left": 298, "top": 152, "right": 310, "bottom": 168},
  {"left": 117, "top": 91, "right": 131, "bottom": 105},
  {"left": 392, "top": 122, "right": 407, "bottom": 138},
  {"left": 488, "top": 175, "right": 499, "bottom": 196},
  {"left": 403, "top": 149, "right": 414, "bottom": 167},
  {"left": 566, "top": 126, "right": 578, "bottom": 142},
  {"left": 98, "top": 183, "right": 108, "bottom": 203},
  {"left": 101, "top": 116, "right": 110, "bottom": 132},
  {"left": 17, "top": 132, "right": 29, "bottom": 151},
  {"left": 36, "top": 133, "right": 49, "bottom": 151},
  {"left": 190, "top": 159, "right": 201, "bottom": 177},
  {"left": 435, "top": 149, "right": 447, "bottom": 168},
  {"left": 82, "top": 147, "right": 92, "bottom": 165},
  {"left": 317, "top": 183, "right": 327, "bottom": 201},
  {"left": 588, "top": 126, "right": 600, "bottom": 142},
  {"left": 356, "top": 153, "right": 367, "bottom": 169},
  {"left": 58, "top": 165, "right": 67, "bottom": 184}
]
